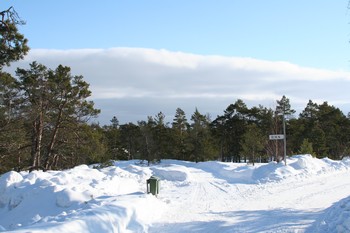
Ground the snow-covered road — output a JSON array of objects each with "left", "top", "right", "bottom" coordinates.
[{"left": 150, "top": 158, "right": 350, "bottom": 232}]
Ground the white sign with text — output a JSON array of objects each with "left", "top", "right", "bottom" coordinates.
[{"left": 269, "top": 134, "right": 284, "bottom": 140}]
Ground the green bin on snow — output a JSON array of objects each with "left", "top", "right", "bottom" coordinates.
[{"left": 147, "top": 176, "right": 160, "bottom": 196}]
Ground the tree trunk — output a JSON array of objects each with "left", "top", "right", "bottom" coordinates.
[
  {"left": 252, "top": 148, "right": 255, "bottom": 166},
  {"left": 30, "top": 112, "right": 43, "bottom": 171},
  {"left": 44, "top": 104, "right": 64, "bottom": 170}
]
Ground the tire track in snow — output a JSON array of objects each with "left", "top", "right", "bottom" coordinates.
[
  {"left": 150, "top": 165, "right": 350, "bottom": 233},
  {"left": 151, "top": 166, "right": 240, "bottom": 232}
]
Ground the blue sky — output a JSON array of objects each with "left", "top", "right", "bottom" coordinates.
[
  {"left": 4, "top": 1, "right": 350, "bottom": 124},
  {"left": 7, "top": 0, "right": 350, "bottom": 69}
]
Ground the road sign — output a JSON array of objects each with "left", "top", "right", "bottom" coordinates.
[{"left": 269, "top": 134, "right": 284, "bottom": 140}]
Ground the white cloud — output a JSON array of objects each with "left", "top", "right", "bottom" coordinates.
[{"left": 7, "top": 47, "right": 350, "bottom": 124}]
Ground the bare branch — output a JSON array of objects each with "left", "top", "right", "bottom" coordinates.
[{"left": 0, "top": 7, "right": 25, "bottom": 26}]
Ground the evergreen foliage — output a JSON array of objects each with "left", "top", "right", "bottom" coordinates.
[
  {"left": 241, "top": 124, "right": 266, "bottom": 165},
  {"left": 0, "top": 7, "right": 29, "bottom": 68},
  {"left": 0, "top": 62, "right": 101, "bottom": 171},
  {"left": 100, "top": 98, "right": 350, "bottom": 167},
  {"left": 299, "top": 139, "right": 315, "bottom": 157}
]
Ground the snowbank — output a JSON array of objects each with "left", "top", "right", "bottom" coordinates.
[
  {"left": 190, "top": 154, "right": 350, "bottom": 184},
  {"left": 309, "top": 196, "right": 350, "bottom": 232},
  {"left": 0, "top": 163, "right": 165, "bottom": 232},
  {"left": 253, "top": 154, "right": 350, "bottom": 183},
  {"left": 151, "top": 165, "right": 191, "bottom": 182}
]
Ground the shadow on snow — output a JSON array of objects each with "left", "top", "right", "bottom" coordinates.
[{"left": 150, "top": 208, "right": 321, "bottom": 233}]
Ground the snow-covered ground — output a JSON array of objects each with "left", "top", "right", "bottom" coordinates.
[{"left": 1, "top": 154, "right": 350, "bottom": 232}]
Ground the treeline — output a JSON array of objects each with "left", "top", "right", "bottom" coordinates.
[{"left": 100, "top": 96, "right": 350, "bottom": 166}]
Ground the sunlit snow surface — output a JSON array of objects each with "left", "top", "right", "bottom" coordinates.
[{"left": 0, "top": 155, "right": 350, "bottom": 232}]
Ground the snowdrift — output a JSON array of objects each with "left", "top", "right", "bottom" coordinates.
[
  {"left": 0, "top": 163, "right": 164, "bottom": 232},
  {"left": 0, "top": 155, "right": 349, "bottom": 232},
  {"left": 309, "top": 196, "right": 350, "bottom": 232}
]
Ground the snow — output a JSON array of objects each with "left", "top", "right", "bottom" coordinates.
[{"left": 0, "top": 154, "right": 350, "bottom": 232}]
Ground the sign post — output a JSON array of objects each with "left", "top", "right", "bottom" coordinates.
[
  {"left": 282, "top": 113, "right": 287, "bottom": 165},
  {"left": 269, "top": 134, "right": 286, "bottom": 165}
]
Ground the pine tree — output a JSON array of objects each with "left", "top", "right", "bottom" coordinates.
[
  {"left": 189, "top": 108, "right": 217, "bottom": 162},
  {"left": 0, "top": 6, "right": 29, "bottom": 172},
  {"left": 210, "top": 115, "right": 229, "bottom": 162},
  {"left": 0, "top": 7, "right": 29, "bottom": 68},
  {"left": 15, "top": 62, "right": 100, "bottom": 170},
  {"left": 240, "top": 124, "right": 266, "bottom": 165},
  {"left": 276, "top": 95, "right": 295, "bottom": 117},
  {"left": 223, "top": 99, "right": 248, "bottom": 162},
  {"left": 138, "top": 117, "right": 157, "bottom": 165},
  {"left": 172, "top": 108, "right": 190, "bottom": 160},
  {"left": 273, "top": 96, "right": 295, "bottom": 162},
  {"left": 153, "top": 111, "right": 171, "bottom": 160},
  {"left": 110, "top": 116, "right": 119, "bottom": 129},
  {"left": 104, "top": 116, "right": 129, "bottom": 161}
]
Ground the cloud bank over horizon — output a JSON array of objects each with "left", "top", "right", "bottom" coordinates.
[{"left": 7, "top": 47, "right": 350, "bottom": 124}]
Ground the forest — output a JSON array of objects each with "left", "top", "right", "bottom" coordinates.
[{"left": 1, "top": 7, "right": 350, "bottom": 174}]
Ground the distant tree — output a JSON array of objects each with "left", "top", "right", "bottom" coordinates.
[
  {"left": 317, "top": 102, "right": 350, "bottom": 159},
  {"left": 212, "top": 100, "right": 272, "bottom": 163},
  {"left": 189, "top": 108, "right": 217, "bottom": 162},
  {"left": 308, "top": 122, "right": 327, "bottom": 158},
  {"left": 250, "top": 105, "right": 274, "bottom": 161},
  {"left": 138, "top": 117, "right": 157, "bottom": 165},
  {"left": 119, "top": 123, "right": 141, "bottom": 160},
  {"left": 276, "top": 95, "right": 295, "bottom": 117},
  {"left": 291, "top": 100, "right": 326, "bottom": 157},
  {"left": 300, "top": 100, "right": 318, "bottom": 119},
  {"left": 104, "top": 116, "right": 129, "bottom": 161},
  {"left": 153, "top": 111, "right": 172, "bottom": 159},
  {"left": 172, "top": 108, "right": 190, "bottom": 160},
  {"left": 221, "top": 99, "right": 249, "bottom": 162},
  {"left": 210, "top": 115, "right": 229, "bottom": 162},
  {"left": 110, "top": 116, "right": 119, "bottom": 129},
  {"left": 107, "top": 116, "right": 121, "bottom": 159},
  {"left": 78, "top": 123, "right": 108, "bottom": 166},
  {"left": 288, "top": 100, "right": 350, "bottom": 159},
  {"left": 240, "top": 124, "right": 266, "bottom": 165},
  {"left": 288, "top": 100, "right": 317, "bottom": 154},
  {"left": 273, "top": 95, "right": 295, "bottom": 162}
]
